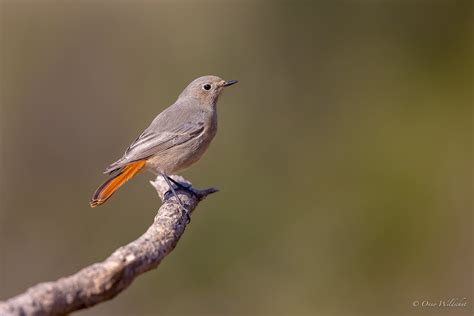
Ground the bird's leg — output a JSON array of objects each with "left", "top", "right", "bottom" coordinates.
[
  {"left": 160, "top": 172, "right": 191, "bottom": 223},
  {"left": 166, "top": 176, "right": 199, "bottom": 200}
]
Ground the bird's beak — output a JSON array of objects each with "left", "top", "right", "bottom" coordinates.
[{"left": 223, "top": 79, "right": 238, "bottom": 87}]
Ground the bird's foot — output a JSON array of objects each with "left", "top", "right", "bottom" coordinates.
[
  {"left": 166, "top": 176, "right": 199, "bottom": 200},
  {"left": 167, "top": 176, "right": 192, "bottom": 190}
]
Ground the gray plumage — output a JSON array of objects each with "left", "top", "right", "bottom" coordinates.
[{"left": 104, "top": 75, "right": 234, "bottom": 175}]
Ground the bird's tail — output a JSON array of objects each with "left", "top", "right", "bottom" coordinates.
[{"left": 90, "top": 160, "right": 146, "bottom": 208}]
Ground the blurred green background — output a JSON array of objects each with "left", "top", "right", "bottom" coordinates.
[{"left": 0, "top": 1, "right": 472, "bottom": 315}]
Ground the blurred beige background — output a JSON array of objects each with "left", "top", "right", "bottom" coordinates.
[{"left": 0, "top": 1, "right": 472, "bottom": 315}]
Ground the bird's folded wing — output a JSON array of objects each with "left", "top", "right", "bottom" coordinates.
[{"left": 104, "top": 122, "right": 204, "bottom": 174}]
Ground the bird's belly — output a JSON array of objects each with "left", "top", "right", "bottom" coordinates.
[{"left": 145, "top": 130, "right": 215, "bottom": 175}]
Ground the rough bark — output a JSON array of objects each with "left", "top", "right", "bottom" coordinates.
[{"left": 0, "top": 175, "right": 218, "bottom": 316}]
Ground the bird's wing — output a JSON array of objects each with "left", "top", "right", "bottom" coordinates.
[
  {"left": 127, "top": 121, "right": 204, "bottom": 158},
  {"left": 104, "top": 120, "right": 204, "bottom": 174}
]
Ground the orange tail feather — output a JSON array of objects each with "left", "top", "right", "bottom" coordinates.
[{"left": 90, "top": 160, "right": 146, "bottom": 208}]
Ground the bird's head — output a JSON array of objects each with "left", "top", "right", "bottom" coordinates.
[{"left": 178, "top": 75, "right": 238, "bottom": 105}]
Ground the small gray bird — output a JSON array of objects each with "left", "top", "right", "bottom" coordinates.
[{"left": 90, "top": 75, "right": 238, "bottom": 215}]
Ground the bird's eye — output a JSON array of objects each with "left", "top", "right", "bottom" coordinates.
[{"left": 202, "top": 84, "right": 212, "bottom": 91}]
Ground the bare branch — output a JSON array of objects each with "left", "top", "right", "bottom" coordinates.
[{"left": 0, "top": 175, "right": 218, "bottom": 316}]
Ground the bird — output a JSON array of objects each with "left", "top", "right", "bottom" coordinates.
[{"left": 90, "top": 75, "right": 238, "bottom": 218}]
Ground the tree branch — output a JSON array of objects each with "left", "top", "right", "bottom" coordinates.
[{"left": 0, "top": 175, "right": 218, "bottom": 316}]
